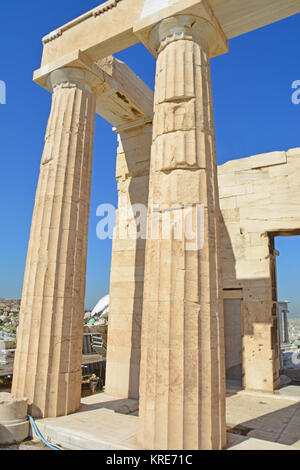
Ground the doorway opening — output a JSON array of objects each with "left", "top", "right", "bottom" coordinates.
[
  {"left": 274, "top": 233, "right": 300, "bottom": 388},
  {"left": 224, "top": 294, "right": 243, "bottom": 391}
]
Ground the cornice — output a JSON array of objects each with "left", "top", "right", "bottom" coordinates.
[
  {"left": 42, "top": 0, "right": 124, "bottom": 44},
  {"left": 93, "top": 0, "right": 123, "bottom": 17},
  {"left": 43, "top": 29, "right": 62, "bottom": 44}
]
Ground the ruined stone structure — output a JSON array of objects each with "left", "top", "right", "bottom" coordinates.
[
  {"left": 219, "top": 149, "right": 300, "bottom": 392},
  {"left": 12, "top": 0, "right": 300, "bottom": 450}
]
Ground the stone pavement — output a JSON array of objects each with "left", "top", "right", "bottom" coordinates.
[
  {"left": 36, "top": 394, "right": 141, "bottom": 451},
  {"left": 226, "top": 387, "right": 300, "bottom": 446},
  {"left": 1, "top": 439, "right": 51, "bottom": 451},
  {"left": 227, "top": 435, "right": 297, "bottom": 450},
  {"left": 33, "top": 389, "right": 300, "bottom": 450}
]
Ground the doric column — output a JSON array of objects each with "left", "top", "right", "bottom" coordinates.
[
  {"left": 283, "top": 310, "right": 289, "bottom": 344},
  {"left": 12, "top": 67, "right": 98, "bottom": 418},
  {"left": 138, "top": 16, "right": 226, "bottom": 450},
  {"left": 105, "top": 123, "right": 152, "bottom": 399},
  {"left": 280, "top": 310, "right": 284, "bottom": 343}
]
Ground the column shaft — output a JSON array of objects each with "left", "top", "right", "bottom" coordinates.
[
  {"left": 105, "top": 124, "right": 152, "bottom": 399},
  {"left": 283, "top": 311, "right": 289, "bottom": 344},
  {"left": 138, "top": 16, "right": 226, "bottom": 450},
  {"left": 12, "top": 68, "right": 97, "bottom": 418}
]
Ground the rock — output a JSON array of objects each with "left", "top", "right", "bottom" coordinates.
[
  {"left": 0, "top": 316, "right": 9, "bottom": 323},
  {"left": 0, "top": 393, "right": 29, "bottom": 446},
  {"left": 0, "top": 340, "right": 15, "bottom": 349},
  {"left": 115, "top": 400, "right": 139, "bottom": 415},
  {"left": 280, "top": 374, "right": 292, "bottom": 386}
]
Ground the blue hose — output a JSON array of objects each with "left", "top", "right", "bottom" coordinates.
[{"left": 27, "top": 414, "right": 62, "bottom": 450}]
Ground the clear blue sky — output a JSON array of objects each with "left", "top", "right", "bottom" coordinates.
[{"left": 0, "top": 1, "right": 299, "bottom": 314}]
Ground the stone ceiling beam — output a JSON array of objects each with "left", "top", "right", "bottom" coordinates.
[
  {"left": 38, "top": 0, "right": 300, "bottom": 70},
  {"left": 34, "top": 50, "right": 153, "bottom": 128},
  {"left": 210, "top": 0, "right": 300, "bottom": 39}
]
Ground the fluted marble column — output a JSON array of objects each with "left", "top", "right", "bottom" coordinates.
[
  {"left": 138, "top": 16, "right": 226, "bottom": 450},
  {"left": 12, "top": 67, "right": 98, "bottom": 418},
  {"left": 105, "top": 123, "right": 152, "bottom": 399},
  {"left": 282, "top": 310, "right": 289, "bottom": 344}
]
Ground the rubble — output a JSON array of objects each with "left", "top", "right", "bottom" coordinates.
[
  {"left": 0, "top": 299, "right": 20, "bottom": 341},
  {"left": 0, "top": 300, "right": 18, "bottom": 377},
  {"left": 0, "top": 297, "right": 108, "bottom": 379}
]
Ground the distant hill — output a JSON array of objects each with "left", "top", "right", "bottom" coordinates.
[{"left": 289, "top": 313, "right": 300, "bottom": 319}]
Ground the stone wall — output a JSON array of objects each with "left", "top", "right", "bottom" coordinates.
[{"left": 218, "top": 147, "right": 300, "bottom": 391}]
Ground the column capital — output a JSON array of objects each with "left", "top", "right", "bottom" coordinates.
[
  {"left": 149, "top": 14, "right": 227, "bottom": 57},
  {"left": 46, "top": 67, "right": 100, "bottom": 94}
]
